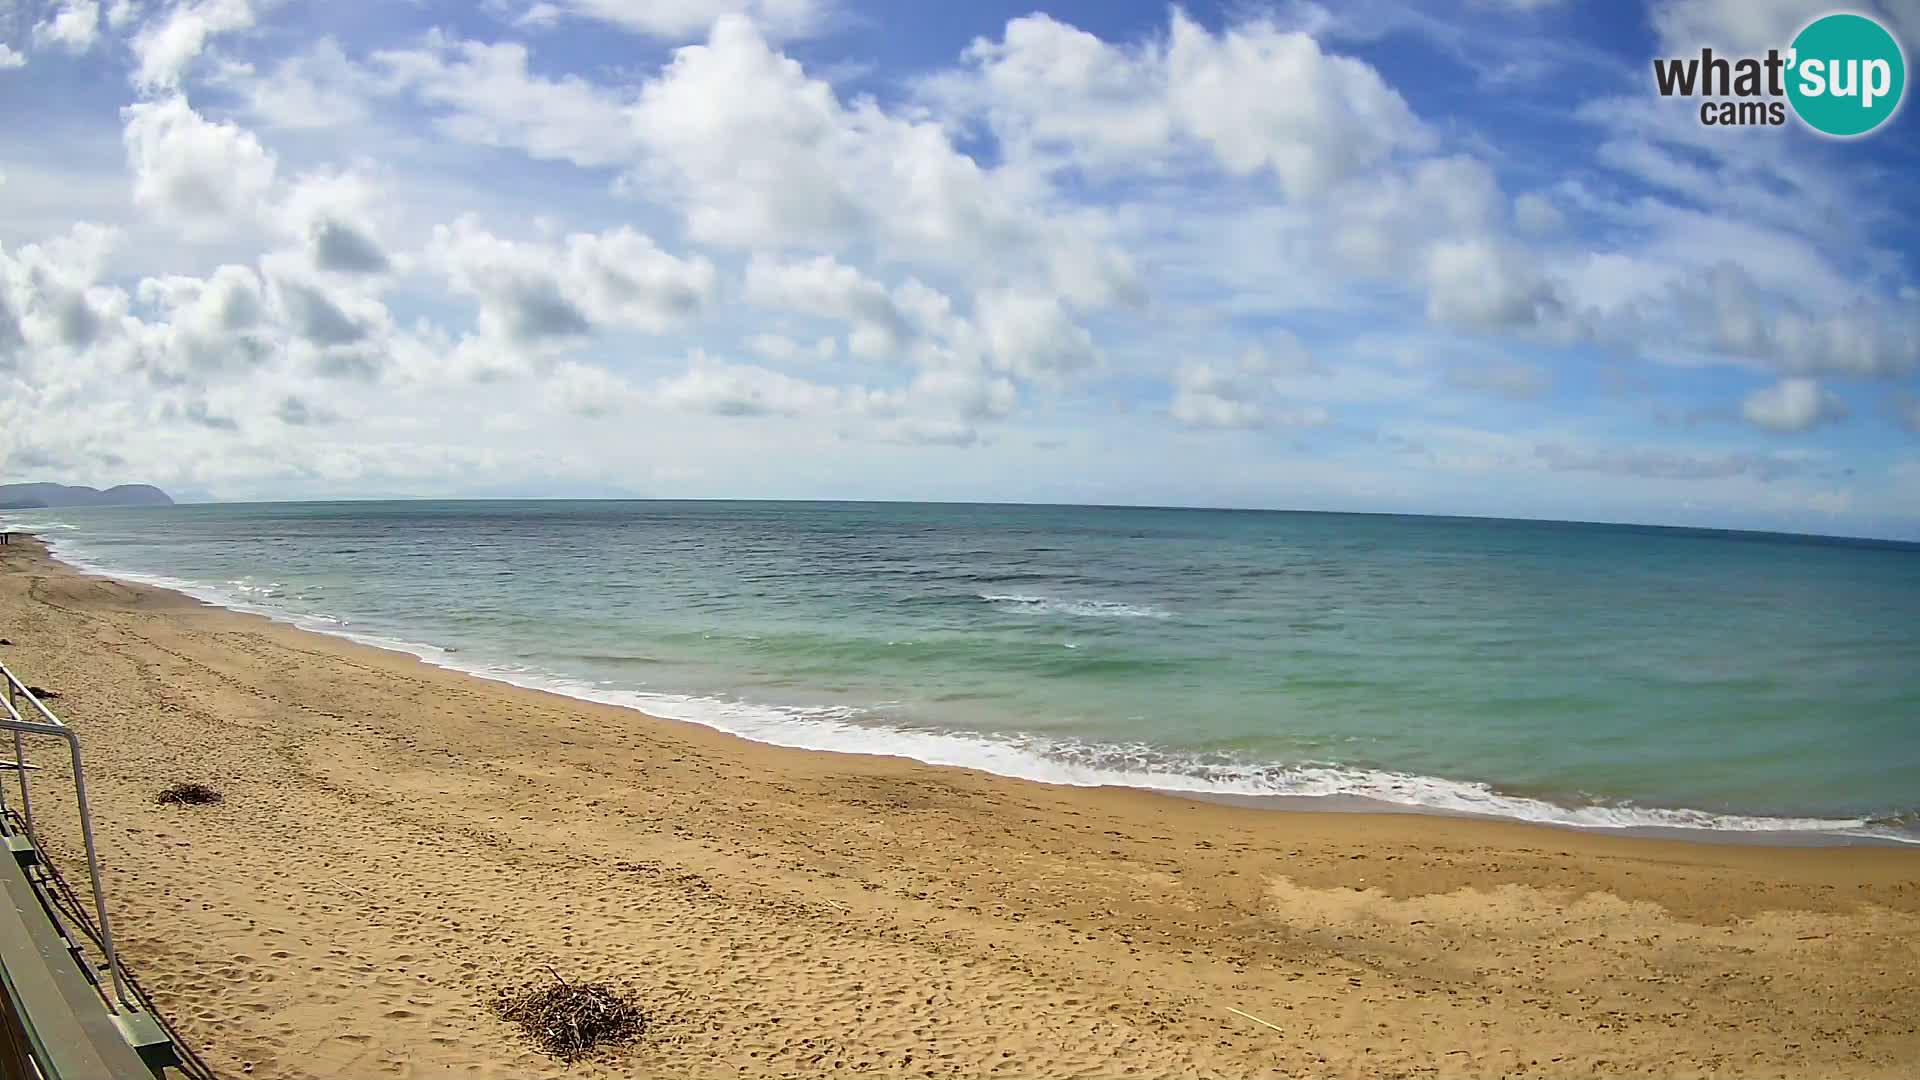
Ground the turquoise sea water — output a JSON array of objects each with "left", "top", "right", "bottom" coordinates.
[{"left": 5, "top": 500, "right": 1916, "bottom": 843}]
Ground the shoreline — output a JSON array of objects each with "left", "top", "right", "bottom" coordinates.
[
  {"left": 15, "top": 525, "right": 1913, "bottom": 849},
  {"left": 2, "top": 534, "right": 1917, "bottom": 1077}
]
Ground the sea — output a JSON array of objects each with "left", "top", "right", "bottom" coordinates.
[{"left": 4, "top": 500, "right": 1916, "bottom": 845}]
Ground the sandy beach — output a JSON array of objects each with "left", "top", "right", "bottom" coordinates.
[{"left": 0, "top": 536, "right": 1915, "bottom": 1079}]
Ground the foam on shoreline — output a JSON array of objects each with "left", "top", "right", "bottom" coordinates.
[{"left": 15, "top": 523, "right": 1916, "bottom": 848}]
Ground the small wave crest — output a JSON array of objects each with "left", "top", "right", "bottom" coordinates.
[
  {"left": 445, "top": 679, "right": 1916, "bottom": 845},
  {"left": 19, "top": 528, "right": 1914, "bottom": 847},
  {"left": 30, "top": 534, "right": 356, "bottom": 636},
  {"left": 978, "top": 593, "right": 1171, "bottom": 619}
]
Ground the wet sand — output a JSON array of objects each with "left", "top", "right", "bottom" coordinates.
[{"left": 2, "top": 537, "right": 1915, "bottom": 1078}]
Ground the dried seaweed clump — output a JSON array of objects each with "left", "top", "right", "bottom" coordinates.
[
  {"left": 156, "top": 782, "right": 224, "bottom": 806},
  {"left": 493, "top": 974, "right": 647, "bottom": 1063}
]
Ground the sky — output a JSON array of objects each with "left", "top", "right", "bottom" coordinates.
[{"left": 1, "top": 0, "right": 1919, "bottom": 537}]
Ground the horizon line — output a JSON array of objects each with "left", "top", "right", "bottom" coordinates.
[{"left": 17, "top": 494, "right": 1917, "bottom": 549}]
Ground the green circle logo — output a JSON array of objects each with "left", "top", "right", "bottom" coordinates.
[{"left": 1787, "top": 13, "right": 1906, "bottom": 137}]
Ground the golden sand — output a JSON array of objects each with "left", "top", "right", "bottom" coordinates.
[{"left": 1, "top": 538, "right": 1915, "bottom": 1078}]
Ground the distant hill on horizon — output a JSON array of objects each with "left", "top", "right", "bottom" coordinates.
[{"left": 0, "top": 482, "right": 175, "bottom": 509}]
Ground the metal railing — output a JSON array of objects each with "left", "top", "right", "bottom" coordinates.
[{"left": 0, "top": 662, "right": 130, "bottom": 1011}]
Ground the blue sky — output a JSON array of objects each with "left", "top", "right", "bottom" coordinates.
[{"left": 1, "top": 0, "right": 1918, "bottom": 537}]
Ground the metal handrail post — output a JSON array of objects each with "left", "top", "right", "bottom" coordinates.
[
  {"left": 0, "top": 666, "right": 133, "bottom": 1010},
  {"left": 62, "top": 734, "right": 129, "bottom": 1009},
  {"left": 7, "top": 681, "right": 34, "bottom": 842}
]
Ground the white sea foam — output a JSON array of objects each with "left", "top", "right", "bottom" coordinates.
[
  {"left": 14, "top": 526, "right": 1916, "bottom": 847},
  {"left": 979, "top": 593, "right": 1171, "bottom": 619}
]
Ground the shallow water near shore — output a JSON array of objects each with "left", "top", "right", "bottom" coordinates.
[{"left": 6, "top": 499, "right": 1917, "bottom": 844}]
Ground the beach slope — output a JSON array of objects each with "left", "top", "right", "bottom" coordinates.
[{"left": 1, "top": 539, "right": 1914, "bottom": 1078}]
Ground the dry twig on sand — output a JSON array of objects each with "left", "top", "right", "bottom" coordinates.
[
  {"left": 156, "top": 782, "right": 224, "bottom": 806},
  {"left": 492, "top": 970, "right": 647, "bottom": 1063}
]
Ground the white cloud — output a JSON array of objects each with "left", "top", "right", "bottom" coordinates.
[
  {"left": 563, "top": 226, "right": 717, "bottom": 332},
  {"left": 133, "top": 263, "right": 271, "bottom": 381},
  {"left": 270, "top": 270, "right": 381, "bottom": 351},
  {"left": 1741, "top": 378, "right": 1846, "bottom": 432},
  {"left": 282, "top": 171, "right": 390, "bottom": 275},
  {"left": 745, "top": 332, "right": 836, "bottom": 362},
  {"left": 376, "top": 33, "right": 639, "bottom": 168},
  {"left": 121, "top": 96, "right": 277, "bottom": 235},
  {"left": 213, "top": 38, "right": 371, "bottom": 130},
  {"left": 1171, "top": 358, "right": 1263, "bottom": 429},
  {"left": 1423, "top": 237, "right": 1558, "bottom": 330},
  {"left": 541, "top": 359, "right": 643, "bottom": 417},
  {"left": 908, "top": 366, "right": 1015, "bottom": 422},
  {"left": 0, "top": 43, "right": 26, "bottom": 69},
  {"left": 1319, "top": 155, "right": 1509, "bottom": 282},
  {"left": 34, "top": 0, "right": 100, "bottom": 53},
  {"left": 974, "top": 289, "right": 1096, "bottom": 380},
  {"left": 1648, "top": 0, "right": 1845, "bottom": 55},
  {"left": 0, "top": 224, "right": 127, "bottom": 370},
  {"left": 743, "top": 254, "right": 910, "bottom": 359},
  {"left": 131, "top": 0, "right": 257, "bottom": 91},
  {"left": 628, "top": 16, "right": 1134, "bottom": 305},
  {"left": 1169, "top": 341, "right": 1331, "bottom": 430},
  {"left": 426, "top": 217, "right": 715, "bottom": 345},
  {"left": 930, "top": 10, "right": 1428, "bottom": 199},
  {"left": 1513, "top": 191, "right": 1563, "bottom": 235},
  {"left": 3, "top": 2, "right": 1915, "bottom": 534},
  {"left": 1692, "top": 263, "right": 1919, "bottom": 378},
  {"left": 536, "top": 0, "right": 836, "bottom": 41},
  {"left": 656, "top": 354, "right": 852, "bottom": 417}
]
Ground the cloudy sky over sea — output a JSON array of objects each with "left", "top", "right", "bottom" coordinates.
[{"left": 1, "top": 0, "right": 1917, "bottom": 536}]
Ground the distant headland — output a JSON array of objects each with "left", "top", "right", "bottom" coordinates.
[{"left": 0, "top": 483, "right": 175, "bottom": 509}]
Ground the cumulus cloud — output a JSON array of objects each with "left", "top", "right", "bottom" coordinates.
[
  {"left": 0, "top": 224, "right": 126, "bottom": 370},
  {"left": 929, "top": 10, "right": 1428, "bottom": 199},
  {"left": 376, "top": 34, "right": 640, "bottom": 168},
  {"left": 1512, "top": 192, "right": 1564, "bottom": 235},
  {"left": 214, "top": 38, "right": 372, "bottom": 131},
  {"left": 1693, "top": 264, "right": 1918, "bottom": 379},
  {"left": 974, "top": 289, "right": 1096, "bottom": 380},
  {"left": 427, "top": 218, "right": 715, "bottom": 345},
  {"left": 3, "top": 1, "right": 1915, "bottom": 530},
  {"left": 541, "top": 360, "right": 645, "bottom": 418},
  {"left": 1170, "top": 340, "right": 1330, "bottom": 430},
  {"left": 1170, "top": 359, "right": 1263, "bottom": 429},
  {"left": 132, "top": 0, "right": 257, "bottom": 90},
  {"left": 122, "top": 96, "right": 277, "bottom": 235},
  {"left": 282, "top": 171, "right": 390, "bottom": 275},
  {"left": 1741, "top": 378, "right": 1846, "bottom": 433},
  {"left": 133, "top": 264, "right": 272, "bottom": 381},
  {"left": 743, "top": 254, "right": 910, "bottom": 359},
  {"left": 0, "top": 44, "right": 25, "bottom": 69},
  {"left": 656, "top": 355, "right": 851, "bottom": 417},
  {"left": 534, "top": 0, "right": 837, "bottom": 40},
  {"left": 274, "top": 277, "right": 369, "bottom": 347},
  {"left": 628, "top": 16, "right": 1135, "bottom": 303},
  {"left": 745, "top": 332, "right": 836, "bottom": 362},
  {"left": 1647, "top": 0, "right": 1865, "bottom": 55},
  {"left": 1423, "top": 238, "right": 1559, "bottom": 330},
  {"left": 34, "top": 0, "right": 100, "bottom": 52},
  {"left": 908, "top": 366, "right": 1015, "bottom": 423},
  {"left": 276, "top": 394, "right": 335, "bottom": 426}
]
